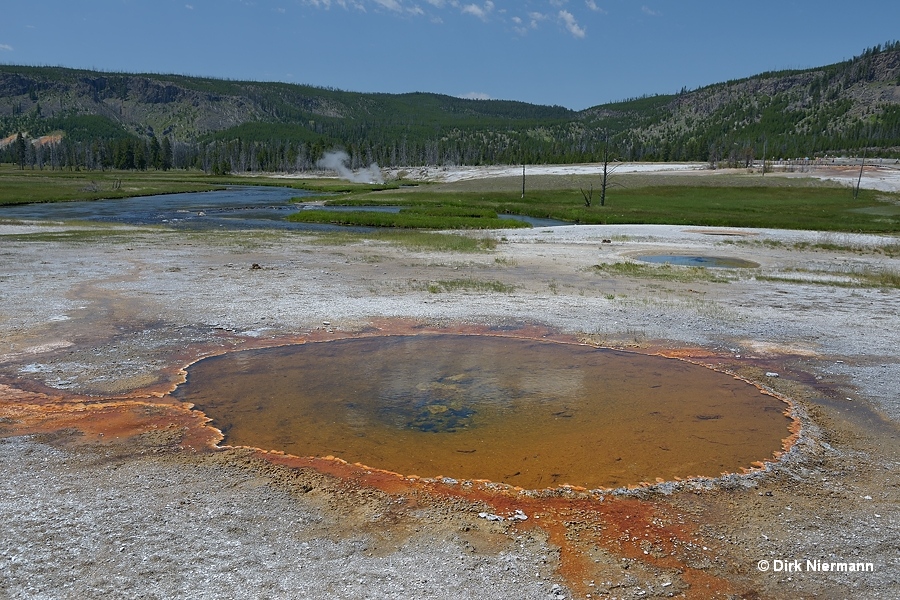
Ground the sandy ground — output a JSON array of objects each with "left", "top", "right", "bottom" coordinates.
[{"left": 1, "top": 165, "right": 898, "bottom": 599}]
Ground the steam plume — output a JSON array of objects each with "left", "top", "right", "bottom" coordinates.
[{"left": 317, "top": 150, "right": 384, "bottom": 184}]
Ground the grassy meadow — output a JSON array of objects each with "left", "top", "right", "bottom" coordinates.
[
  {"left": 307, "top": 172, "right": 900, "bottom": 233},
  {"left": 0, "top": 165, "right": 230, "bottom": 205},
  {"left": 1, "top": 165, "right": 899, "bottom": 234}
]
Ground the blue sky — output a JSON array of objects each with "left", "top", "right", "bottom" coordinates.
[{"left": 2, "top": 1, "right": 899, "bottom": 110}]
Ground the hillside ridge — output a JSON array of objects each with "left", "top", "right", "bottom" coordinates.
[{"left": 2, "top": 43, "right": 899, "bottom": 170}]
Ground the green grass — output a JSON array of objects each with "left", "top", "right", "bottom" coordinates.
[
  {"left": 727, "top": 238, "right": 900, "bottom": 257},
  {"left": 756, "top": 267, "right": 900, "bottom": 289},
  {"left": 0, "top": 166, "right": 225, "bottom": 205},
  {"left": 308, "top": 229, "right": 498, "bottom": 253},
  {"left": 417, "top": 278, "right": 517, "bottom": 294},
  {"left": 286, "top": 179, "right": 407, "bottom": 194},
  {"left": 0, "top": 228, "right": 137, "bottom": 242},
  {"left": 4, "top": 166, "right": 900, "bottom": 234},
  {"left": 288, "top": 207, "right": 530, "bottom": 229},
  {"left": 592, "top": 262, "right": 733, "bottom": 283},
  {"left": 338, "top": 177, "right": 900, "bottom": 233}
]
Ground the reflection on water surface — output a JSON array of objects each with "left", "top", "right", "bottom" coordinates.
[
  {"left": 635, "top": 255, "right": 759, "bottom": 268},
  {"left": 176, "top": 335, "right": 791, "bottom": 489}
]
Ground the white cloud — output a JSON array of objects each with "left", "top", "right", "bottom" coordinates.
[
  {"left": 460, "top": 92, "right": 492, "bottom": 100},
  {"left": 460, "top": 1, "right": 494, "bottom": 21},
  {"left": 511, "top": 15, "right": 528, "bottom": 35},
  {"left": 185, "top": 4, "right": 194, "bottom": 9},
  {"left": 529, "top": 11, "right": 548, "bottom": 25},
  {"left": 641, "top": 5, "right": 661, "bottom": 16},
  {"left": 558, "top": 10, "right": 585, "bottom": 38},
  {"left": 304, "top": 0, "right": 347, "bottom": 8},
  {"left": 0, "top": 44, "right": 13, "bottom": 51},
  {"left": 374, "top": 0, "right": 403, "bottom": 11},
  {"left": 296, "top": 1, "right": 592, "bottom": 39},
  {"left": 511, "top": 10, "right": 547, "bottom": 35}
]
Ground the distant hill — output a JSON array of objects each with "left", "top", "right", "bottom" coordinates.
[
  {"left": 591, "top": 42, "right": 900, "bottom": 163},
  {"left": 2, "top": 42, "right": 899, "bottom": 171}
]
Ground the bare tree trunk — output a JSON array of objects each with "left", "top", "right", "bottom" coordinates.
[
  {"left": 600, "top": 132, "right": 611, "bottom": 207},
  {"left": 580, "top": 184, "right": 593, "bottom": 207},
  {"left": 854, "top": 147, "right": 867, "bottom": 200},
  {"left": 521, "top": 163, "right": 526, "bottom": 199}
]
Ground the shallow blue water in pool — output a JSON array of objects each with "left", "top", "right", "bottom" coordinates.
[{"left": 636, "top": 255, "right": 759, "bottom": 268}]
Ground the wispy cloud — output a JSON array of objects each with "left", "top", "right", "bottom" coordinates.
[
  {"left": 460, "top": 1, "right": 495, "bottom": 21},
  {"left": 512, "top": 10, "right": 549, "bottom": 35},
  {"left": 558, "top": 10, "right": 585, "bottom": 38},
  {"left": 374, "top": 0, "right": 403, "bottom": 11},
  {"left": 529, "top": 11, "right": 549, "bottom": 25},
  {"left": 298, "top": 1, "right": 597, "bottom": 38},
  {"left": 303, "top": 0, "right": 350, "bottom": 9},
  {"left": 304, "top": 0, "right": 429, "bottom": 14},
  {"left": 641, "top": 5, "right": 661, "bottom": 17},
  {"left": 0, "top": 44, "right": 13, "bottom": 52},
  {"left": 185, "top": 4, "right": 194, "bottom": 10}
]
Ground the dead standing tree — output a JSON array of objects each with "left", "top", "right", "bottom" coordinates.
[
  {"left": 582, "top": 131, "right": 621, "bottom": 207},
  {"left": 853, "top": 147, "right": 867, "bottom": 200}
]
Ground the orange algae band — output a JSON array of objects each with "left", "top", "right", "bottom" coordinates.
[{"left": 174, "top": 335, "right": 793, "bottom": 490}]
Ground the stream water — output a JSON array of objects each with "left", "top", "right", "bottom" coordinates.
[{"left": 0, "top": 186, "right": 566, "bottom": 229}]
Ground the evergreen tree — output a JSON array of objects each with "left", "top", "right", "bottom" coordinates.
[
  {"left": 149, "top": 134, "right": 162, "bottom": 170},
  {"left": 134, "top": 141, "right": 147, "bottom": 170},
  {"left": 15, "top": 132, "right": 26, "bottom": 169},
  {"left": 161, "top": 137, "right": 173, "bottom": 170}
]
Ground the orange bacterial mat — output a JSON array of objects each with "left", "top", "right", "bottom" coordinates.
[{"left": 175, "top": 335, "right": 792, "bottom": 490}]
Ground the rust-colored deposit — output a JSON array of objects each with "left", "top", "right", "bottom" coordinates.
[
  {"left": 0, "top": 384, "right": 219, "bottom": 450},
  {"left": 259, "top": 450, "right": 738, "bottom": 597},
  {"left": 0, "top": 323, "right": 802, "bottom": 598},
  {"left": 177, "top": 333, "right": 796, "bottom": 490}
]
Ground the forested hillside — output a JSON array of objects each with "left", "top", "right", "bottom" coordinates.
[
  {"left": 604, "top": 42, "right": 900, "bottom": 164},
  {"left": 1, "top": 42, "right": 899, "bottom": 173}
]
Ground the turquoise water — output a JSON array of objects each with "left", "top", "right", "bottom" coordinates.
[{"left": 636, "top": 255, "right": 759, "bottom": 268}]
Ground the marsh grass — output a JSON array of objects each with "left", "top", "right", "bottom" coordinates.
[
  {"left": 757, "top": 267, "right": 900, "bottom": 289},
  {"left": 0, "top": 166, "right": 228, "bottom": 205},
  {"left": 727, "top": 238, "right": 900, "bottom": 257},
  {"left": 288, "top": 208, "right": 529, "bottom": 229},
  {"left": 5, "top": 167, "right": 899, "bottom": 234},
  {"left": 308, "top": 230, "right": 498, "bottom": 253},
  {"left": 0, "top": 219, "right": 166, "bottom": 243},
  {"left": 285, "top": 179, "right": 405, "bottom": 194},
  {"left": 0, "top": 225, "right": 150, "bottom": 243},
  {"left": 342, "top": 176, "right": 900, "bottom": 233},
  {"left": 418, "top": 278, "right": 517, "bottom": 294},
  {"left": 592, "top": 261, "right": 733, "bottom": 283}
]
